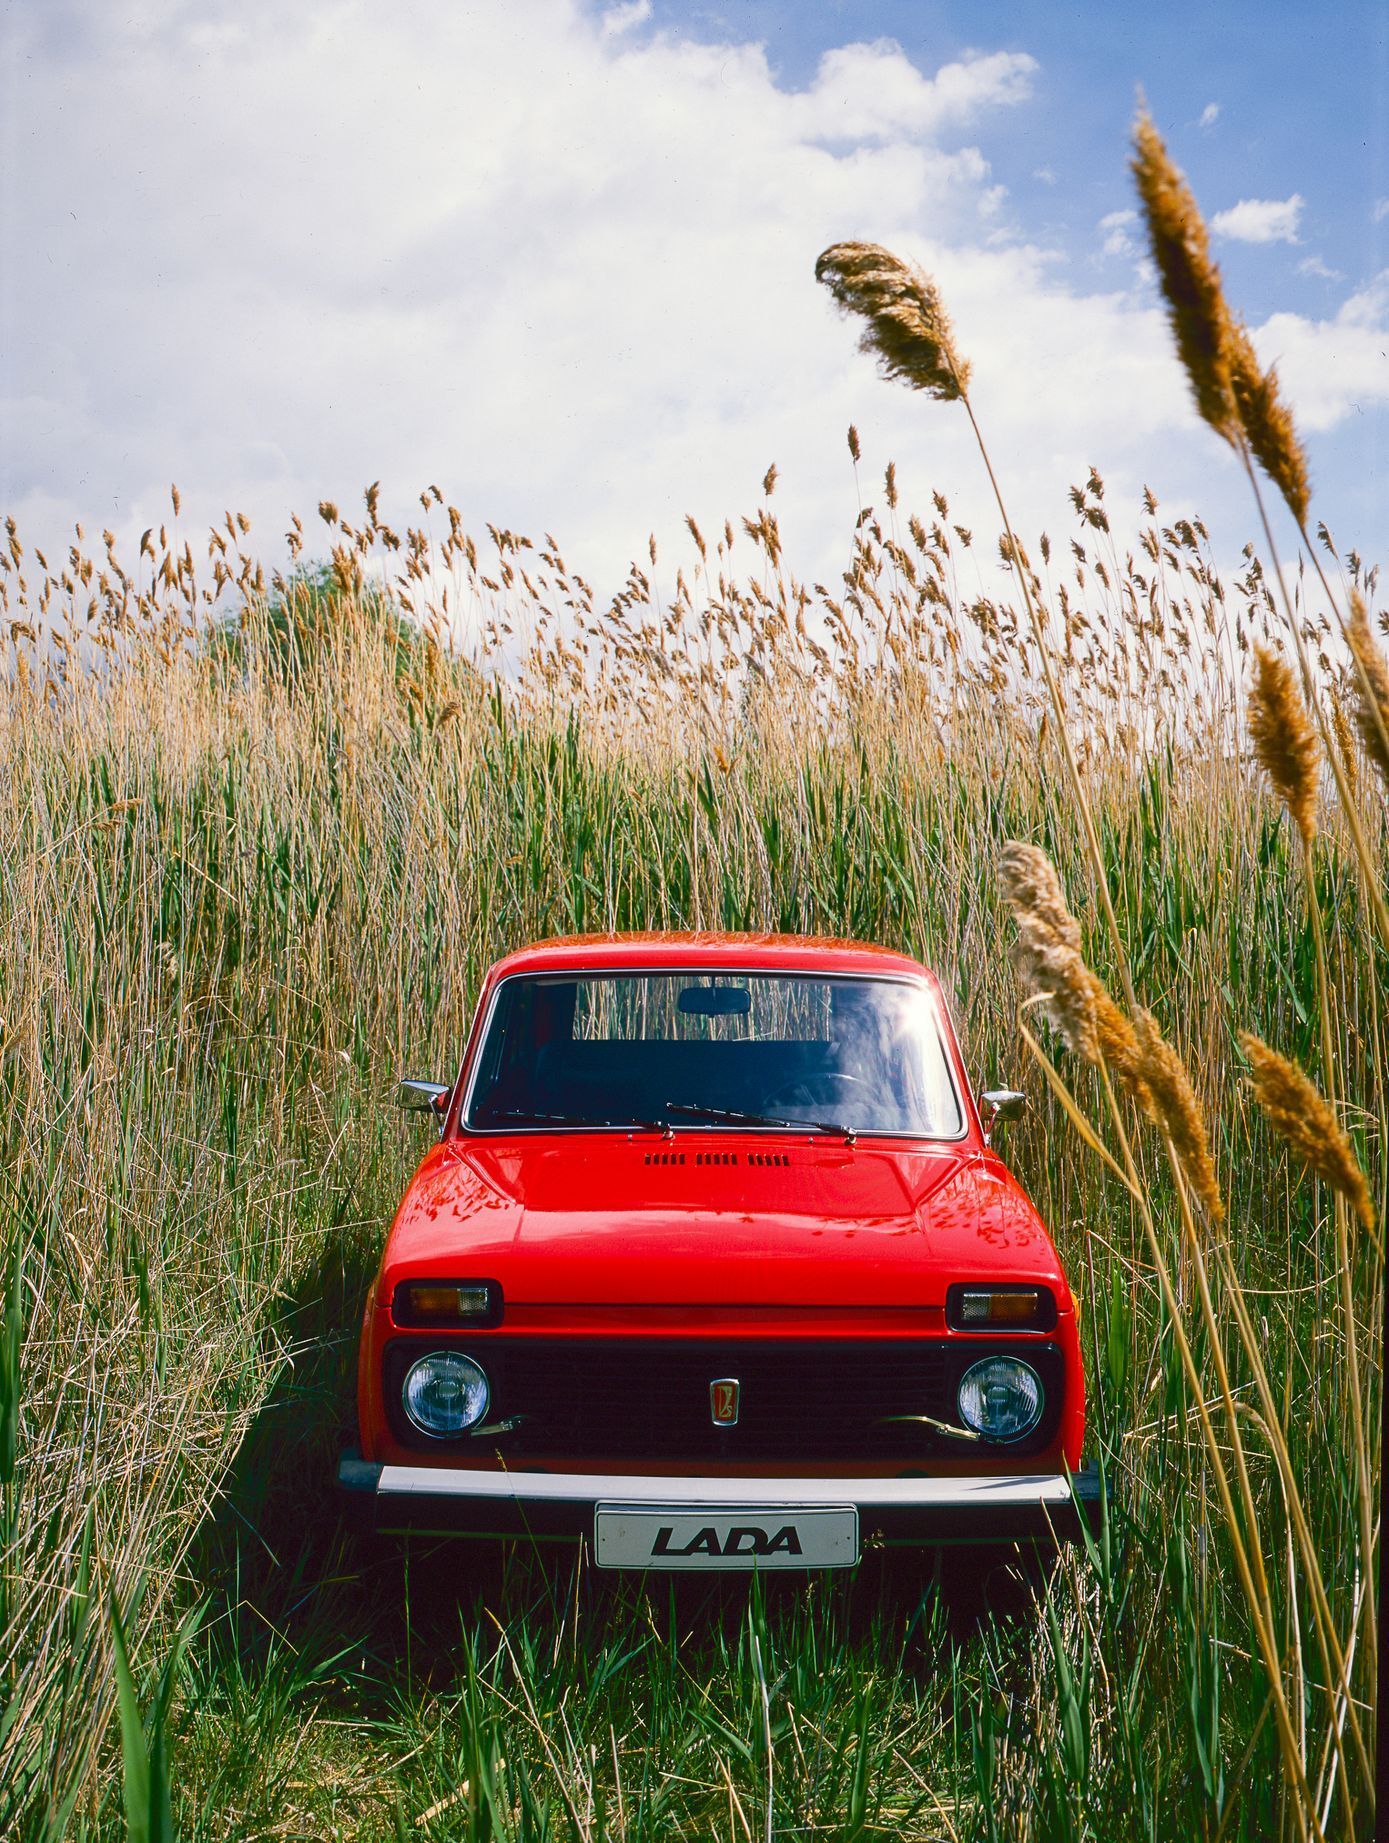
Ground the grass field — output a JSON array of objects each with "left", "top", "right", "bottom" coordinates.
[{"left": 1, "top": 123, "right": 1384, "bottom": 1843}]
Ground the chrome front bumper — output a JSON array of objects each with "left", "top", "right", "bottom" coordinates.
[{"left": 338, "top": 1451, "right": 1101, "bottom": 1545}]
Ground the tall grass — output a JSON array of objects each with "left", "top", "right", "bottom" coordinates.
[{"left": 1, "top": 125, "right": 1384, "bottom": 1843}]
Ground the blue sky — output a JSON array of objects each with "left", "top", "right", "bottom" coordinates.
[
  {"left": 2, "top": 0, "right": 1385, "bottom": 610},
  {"left": 662, "top": 0, "right": 1389, "bottom": 315}
]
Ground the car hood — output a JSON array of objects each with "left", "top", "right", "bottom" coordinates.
[{"left": 381, "top": 1136, "right": 1067, "bottom": 1309}]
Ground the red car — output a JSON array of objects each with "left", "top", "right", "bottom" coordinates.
[{"left": 340, "top": 934, "right": 1098, "bottom": 1570}]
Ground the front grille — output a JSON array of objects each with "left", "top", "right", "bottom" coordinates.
[{"left": 383, "top": 1336, "right": 1065, "bottom": 1462}]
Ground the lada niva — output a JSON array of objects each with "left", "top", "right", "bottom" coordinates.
[{"left": 339, "top": 934, "right": 1099, "bottom": 1570}]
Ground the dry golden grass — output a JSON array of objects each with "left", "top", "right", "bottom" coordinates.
[{"left": 1, "top": 443, "right": 1382, "bottom": 1838}]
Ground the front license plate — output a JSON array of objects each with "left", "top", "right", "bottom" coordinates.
[{"left": 594, "top": 1503, "right": 859, "bottom": 1571}]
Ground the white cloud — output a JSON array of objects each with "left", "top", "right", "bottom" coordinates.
[
  {"left": 1374, "top": 198, "right": 1389, "bottom": 224},
  {"left": 1199, "top": 102, "right": 1220, "bottom": 128},
  {"left": 0, "top": 2, "right": 1379, "bottom": 609},
  {"left": 1212, "top": 194, "right": 1304, "bottom": 244},
  {"left": 787, "top": 42, "right": 1036, "bottom": 144},
  {"left": 601, "top": 0, "right": 650, "bottom": 33},
  {"left": 1033, "top": 166, "right": 1056, "bottom": 185},
  {"left": 1251, "top": 273, "right": 1389, "bottom": 431},
  {"left": 1297, "top": 254, "right": 1342, "bottom": 281},
  {"left": 1099, "top": 208, "right": 1137, "bottom": 257}
]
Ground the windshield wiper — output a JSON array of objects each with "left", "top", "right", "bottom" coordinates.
[
  {"left": 664, "top": 1101, "right": 856, "bottom": 1144},
  {"left": 485, "top": 1108, "right": 673, "bottom": 1135},
  {"left": 486, "top": 1108, "right": 578, "bottom": 1126}
]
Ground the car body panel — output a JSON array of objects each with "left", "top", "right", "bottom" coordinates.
[{"left": 374, "top": 1141, "right": 1069, "bottom": 1308}]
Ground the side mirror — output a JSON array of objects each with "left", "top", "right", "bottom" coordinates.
[
  {"left": 398, "top": 1078, "right": 451, "bottom": 1124},
  {"left": 978, "top": 1088, "right": 1026, "bottom": 1146}
]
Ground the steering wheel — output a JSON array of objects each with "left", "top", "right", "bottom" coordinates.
[{"left": 765, "top": 1071, "right": 868, "bottom": 1111}]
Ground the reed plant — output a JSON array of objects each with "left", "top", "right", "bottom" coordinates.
[{"left": 0, "top": 116, "right": 1383, "bottom": 1842}]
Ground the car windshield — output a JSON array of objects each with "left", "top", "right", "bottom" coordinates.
[{"left": 465, "top": 970, "right": 963, "bottom": 1138}]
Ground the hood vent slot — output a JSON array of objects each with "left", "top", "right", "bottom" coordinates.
[{"left": 643, "top": 1150, "right": 792, "bottom": 1167}]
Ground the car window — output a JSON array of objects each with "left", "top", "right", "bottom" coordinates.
[{"left": 465, "top": 971, "right": 963, "bottom": 1137}]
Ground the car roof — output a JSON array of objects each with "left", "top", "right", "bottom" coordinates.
[{"left": 485, "top": 932, "right": 934, "bottom": 983}]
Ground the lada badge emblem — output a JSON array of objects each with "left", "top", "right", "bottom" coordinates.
[{"left": 710, "top": 1378, "right": 740, "bottom": 1426}]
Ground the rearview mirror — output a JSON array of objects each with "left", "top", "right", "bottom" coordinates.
[
  {"left": 678, "top": 984, "right": 751, "bottom": 1017},
  {"left": 978, "top": 1088, "right": 1025, "bottom": 1145},
  {"left": 398, "top": 1078, "right": 450, "bottom": 1120}
]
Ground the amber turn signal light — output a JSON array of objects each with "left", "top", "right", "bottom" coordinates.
[
  {"left": 946, "top": 1284, "right": 1056, "bottom": 1332},
  {"left": 392, "top": 1280, "right": 503, "bottom": 1326}
]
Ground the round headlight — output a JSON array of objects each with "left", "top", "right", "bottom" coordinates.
[
  {"left": 402, "top": 1352, "right": 490, "bottom": 1437},
  {"left": 957, "top": 1356, "right": 1044, "bottom": 1442}
]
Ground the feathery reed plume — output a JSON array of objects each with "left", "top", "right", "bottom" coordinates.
[
  {"left": 1240, "top": 1033, "right": 1375, "bottom": 1233},
  {"left": 1330, "top": 693, "right": 1360, "bottom": 805},
  {"left": 1346, "top": 589, "right": 1389, "bottom": 790},
  {"left": 1135, "top": 1010, "right": 1225, "bottom": 1220},
  {"left": 815, "top": 242, "right": 970, "bottom": 400},
  {"left": 1093, "top": 985, "right": 1153, "bottom": 1115},
  {"left": 1249, "top": 643, "right": 1319, "bottom": 848},
  {"left": 1227, "top": 323, "right": 1310, "bottom": 526},
  {"left": 1001, "top": 843, "right": 1166, "bottom": 1122},
  {"left": 1001, "top": 880, "right": 1201, "bottom": 1182},
  {"left": 999, "top": 842, "right": 1096, "bottom": 1058},
  {"left": 1131, "top": 110, "right": 1236, "bottom": 440}
]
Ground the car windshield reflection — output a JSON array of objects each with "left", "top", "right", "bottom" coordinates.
[{"left": 465, "top": 971, "right": 963, "bottom": 1138}]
